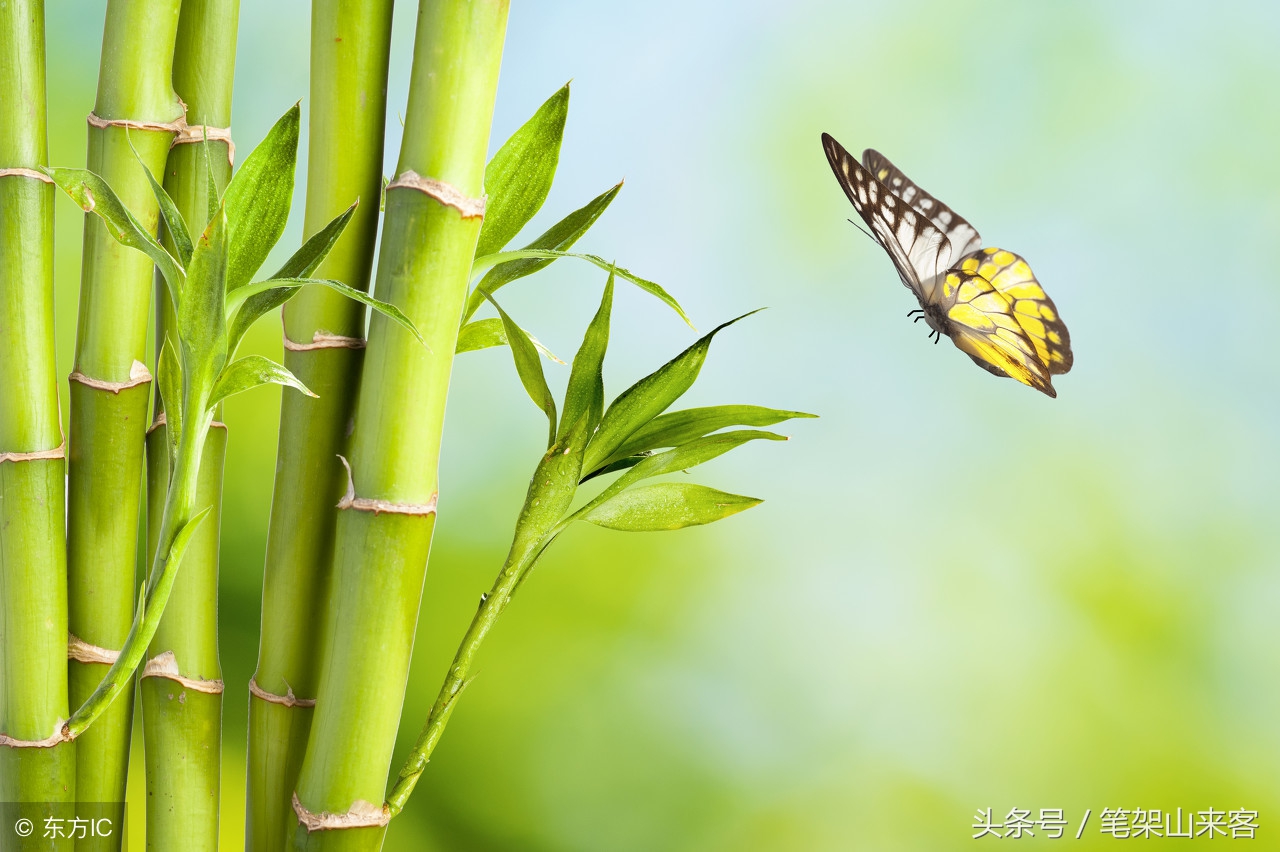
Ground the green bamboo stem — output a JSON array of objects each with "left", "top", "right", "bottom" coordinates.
[
  {"left": 291, "top": 1, "right": 509, "bottom": 848},
  {"left": 0, "top": 0, "right": 76, "bottom": 817},
  {"left": 246, "top": 2, "right": 393, "bottom": 847},
  {"left": 66, "top": 0, "right": 184, "bottom": 822},
  {"left": 139, "top": 1, "right": 238, "bottom": 848}
]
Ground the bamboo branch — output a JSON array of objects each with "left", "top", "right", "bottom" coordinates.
[{"left": 139, "top": 1, "right": 239, "bottom": 848}]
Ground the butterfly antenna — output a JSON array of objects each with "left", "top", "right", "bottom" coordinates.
[{"left": 846, "top": 218, "right": 875, "bottom": 243}]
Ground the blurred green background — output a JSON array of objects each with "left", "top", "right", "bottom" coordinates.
[{"left": 40, "top": 1, "right": 1279, "bottom": 848}]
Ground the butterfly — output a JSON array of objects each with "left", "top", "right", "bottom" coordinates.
[{"left": 821, "top": 133, "right": 1072, "bottom": 397}]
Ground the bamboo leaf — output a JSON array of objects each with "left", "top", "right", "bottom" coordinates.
[
  {"left": 209, "top": 355, "right": 316, "bottom": 408},
  {"left": 485, "top": 293, "right": 557, "bottom": 448},
  {"left": 271, "top": 201, "right": 358, "bottom": 279},
  {"left": 576, "top": 430, "right": 785, "bottom": 513},
  {"left": 157, "top": 337, "right": 183, "bottom": 467},
  {"left": 578, "top": 483, "right": 760, "bottom": 532},
  {"left": 178, "top": 204, "right": 230, "bottom": 377},
  {"left": 455, "top": 318, "right": 563, "bottom": 363},
  {"left": 222, "top": 203, "right": 361, "bottom": 354},
  {"left": 465, "top": 182, "right": 621, "bottom": 321},
  {"left": 222, "top": 103, "right": 300, "bottom": 293},
  {"left": 203, "top": 131, "right": 219, "bottom": 227},
  {"left": 44, "top": 166, "right": 185, "bottom": 298},
  {"left": 597, "top": 405, "right": 816, "bottom": 472},
  {"left": 456, "top": 318, "right": 506, "bottom": 353},
  {"left": 583, "top": 312, "right": 758, "bottom": 474},
  {"left": 474, "top": 247, "right": 689, "bottom": 328},
  {"left": 226, "top": 277, "right": 422, "bottom": 346},
  {"left": 476, "top": 83, "right": 569, "bottom": 258},
  {"left": 138, "top": 157, "right": 193, "bottom": 265},
  {"left": 559, "top": 271, "right": 613, "bottom": 442}
]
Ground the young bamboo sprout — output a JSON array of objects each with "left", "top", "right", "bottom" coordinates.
[
  {"left": 141, "top": 1, "right": 239, "bottom": 848},
  {"left": 388, "top": 272, "right": 813, "bottom": 816}
]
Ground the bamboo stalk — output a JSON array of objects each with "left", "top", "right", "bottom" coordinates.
[
  {"left": 246, "top": 1, "right": 393, "bottom": 847},
  {"left": 66, "top": 0, "right": 184, "bottom": 824},
  {"left": 0, "top": 0, "right": 76, "bottom": 817},
  {"left": 290, "top": 1, "right": 510, "bottom": 848},
  {"left": 140, "top": 2, "right": 239, "bottom": 847}
]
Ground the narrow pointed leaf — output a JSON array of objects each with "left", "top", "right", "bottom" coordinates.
[
  {"left": 179, "top": 204, "right": 230, "bottom": 376},
  {"left": 203, "top": 131, "right": 219, "bottom": 227},
  {"left": 577, "top": 430, "right": 786, "bottom": 510},
  {"left": 485, "top": 293, "right": 557, "bottom": 447},
  {"left": 578, "top": 483, "right": 761, "bottom": 531},
  {"left": 157, "top": 337, "right": 183, "bottom": 467},
  {"left": 271, "top": 201, "right": 358, "bottom": 279},
  {"left": 559, "top": 271, "right": 613, "bottom": 442},
  {"left": 476, "top": 83, "right": 569, "bottom": 258},
  {"left": 223, "top": 203, "right": 361, "bottom": 355},
  {"left": 223, "top": 103, "right": 300, "bottom": 292},
  {"left": 226, "top": 277, "right": 422, "bottom": 346},
  {"left": 464, "top": 182, "right": 621, "bottom": 321},
  {"left": 583, "top": 312, "right": 758, "bottom": 474},
  {"left": 138, "top": 157, "right": 193, "bottom": 265},
  {"left": 44, "top": 166, "right": 185, "bottom": 295},
  {"left": 585, "top": 428, "right": 784, "bottom": 491},
  {"left": 599, "top": 405, "right": 816, "bottom": 471},
  {"left": 209, "top": 355, "right": 316, "bottom": 407},
  {"left": 474, "top": 248, "right": 689, "bottom": 328},
  {"left": 455, "top": 318, "right": 562, "bottom": 362},
  {"left": 456, "top": 318, "right": 507, "bottom": 354}
]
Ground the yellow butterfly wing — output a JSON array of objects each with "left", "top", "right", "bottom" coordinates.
[
  {"left": 953, "top": 248, "right": 1073, "bottom": 377},
  {"left": 938, "top": 268, "right": 1058, "bottom": 397}
]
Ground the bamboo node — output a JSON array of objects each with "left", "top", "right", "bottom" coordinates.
[
  {"left": 0, "top": 440, "right": 65, "bottom": 464},
  {"left": 386, "top": 170, "right": 486, "bottom": 219},
  {"left": 171, "top": 123, "right": 235, "bottom": 165},
  {"left": 0, "top": 167, "right": 54, "bottom": 183},
  {"left": 292, "top": 792, "right": 390, "bottom": 832},
  {"left": 86, "top": 112, "right": 184, "bottom": 133},
  {"left": 283, "top": 330, "right": 367, "bottom": 351},
  {"left": 69, "top": 359, "right": 152, "bottom": 393},
  {"left": 248, "top": 677, "right": 316, "bottom": 708},
  {"left": 0, "top": 720, "right": 71, "bottom": 749},
  {"left": 336, "top": 456, "right": 438, "bottom": 516},
  {"left": 68, "top": 634, "right": 120, "bottom": 665},
  {"left": 140, "top": 651, "right": 225, "bottom": 694}
]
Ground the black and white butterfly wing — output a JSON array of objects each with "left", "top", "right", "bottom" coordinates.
[
  {"left": 821, "top": 133, "right": 953, "bottom": 303},
  {"left": 862, "top": 148, "right": 983, "bottom": 266}
]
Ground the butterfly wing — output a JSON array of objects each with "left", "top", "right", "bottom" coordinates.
[
  {"left": 954, "top": 248, "right": 1073, "bottom": 376},
  {"left": 861, "top": 148, "right": 984, "bottom": 266},
  {"left": 822, "top": 133, "right": 952, "bottom": 302},
  {"left": 936, "top": 268, "right": 1057, "bottom": 397}
]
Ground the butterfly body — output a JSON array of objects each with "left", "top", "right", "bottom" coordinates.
[{"left": 822, "top": 133, "right": 1072, "bottom": 397}]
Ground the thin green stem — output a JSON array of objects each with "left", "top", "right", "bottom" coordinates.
[
  {"left": 142, "top": 2, "right": 238, "bottom": 848},
  {"left": 65, "top": 404, "right": 213, "bottom": 739},
  {"left": 385, "top": 534, "right": 542, "bottom": 815}
]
